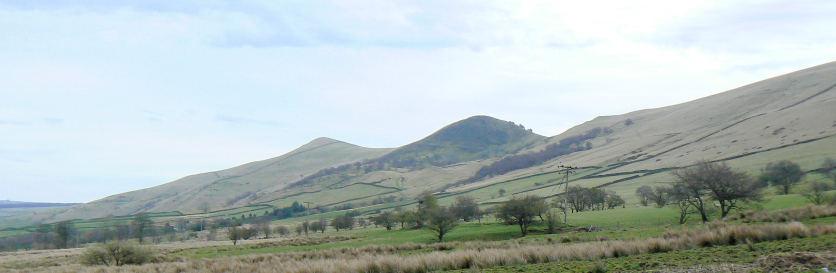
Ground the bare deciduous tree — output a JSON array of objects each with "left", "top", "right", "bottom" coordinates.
[
  {"left": 666, "top": 184, "right": 697, "bottom": 224},
  {"left": 226, "top": 226, "right": 241, "bottom": 245},
  {"left": 372, "top": 211, "right": 396, "bottom": 230},
  {"left": 758, "top": 160, "right": 805, "bottom": 195},
  {"left": 801, "top": 181, "right": 834, "bottom": 205},
  {"left": 331, "top": 213, "right": 354, "bottom": 231},
  {"left": 635, "top": 185, "right": 653, "bottom": 206},
  {"left": 650, "top": 186, "right": 669, "bottom": 207},
  {"left": 54, "top": 222, "right": 74, "bottom": 249},
  {"left": 822, "top": 157, "right": 836, "bottom": 186},
  {"left": 415, "top": 192, "right": 439, "bottom": 228},
  {"left": 317, "top": 218, "right": 328, "bottom": 233},
  {"left": 605, "top": 191, "right": 625, "bottom": 209},
  {"left": 258, "top": 220, "right": 271, "bottom": 239},
  {"left": 450, "top": 195, "right": 481, "bottom": 222},
  {"left": 131, "top": 213, "right": 152, "bottom": 244},
  {"left": 496, "top": 194, "right": 548, "bottom": 236},
  {"left": 702, "top": 163, "right": 763, "bottom": 218},
  {"left": 425, "top": 207, "right": 458, "bottom": 242},
  {"left": 671, "top": 160, "right": 764, "bottom": 221},
  {"left": 273, "top": 226, "right": 289, "bottom": 237}
]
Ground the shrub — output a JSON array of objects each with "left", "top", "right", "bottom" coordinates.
[
  {"left": 758, "top": 160, "right": 805, "bottom": 195},
  {"left": 545, "top": 211, "right": 560, "bottom": 234},
  {"left": 801, "top": 181, "right": 834, "bottom": 205},
  {"left": 80, "top": 240, "right": 154, "bottom": 266},
  {"left": 495, "top": 194, "right": 548, "bottom": 236}
]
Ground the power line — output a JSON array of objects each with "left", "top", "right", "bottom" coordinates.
[{"left": 551, "top": 165, "right": 578, "bottom": 226}]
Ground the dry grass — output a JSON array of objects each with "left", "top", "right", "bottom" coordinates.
[
  {"left": 0, "top": 235, "right": 351, "bottom": 271},
  {"left": 727, "top": 205, "right": 836, "bottom": 223},
  {"left": 0, "top": 248, "right": 83, "bottom": 265},
  {"left": 644, "top": 264, "right": 758, "bottom": 273},
  {"left": 192, "top": 235, "right": 361, "bottom": 254},
  {"left": 8, "top": 222, "right": 834, "bottom": 273},
  {"left": 757, "top": 251, "right": 836, "bottom": 272}
]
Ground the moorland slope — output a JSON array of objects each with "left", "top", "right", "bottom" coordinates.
[{"left": 10, "top": 61, "right": 836, "bottom": 226}]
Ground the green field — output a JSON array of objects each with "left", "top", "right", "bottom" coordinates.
[
  {"left": 165, "top": 193, "right": 833, "bottom": 271},
  {"left": 264, "top": 183, "right": 400, "bottom": 208},
  {"left": 3, "top": 187, "right": 836, "bottom": 273},
  {"left": 181, "top": 192, "right": 817, "bottom": 258}
]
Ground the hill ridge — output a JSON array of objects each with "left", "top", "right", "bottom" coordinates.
[
  {"left": 5, "top": 61, "right": 835, "bottom": 227},
  {"left": 378, "top": 115, "right": 546, "bottom": 169}
]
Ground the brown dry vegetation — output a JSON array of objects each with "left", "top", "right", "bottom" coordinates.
[
  {"left": 758, "top": 251, "right": 836, "bottom": 272},
  {"left": 6, "top": 222, "right": 834, "bottom": 273},
  {"left": 194, "top": 235, "right": 361, "bottom": 254},
  {"left": 725, "top": 204, "right": 836, "bottom": 223},
  {"left": 0, "top": 248, "right": 83, "bottom": 268}
]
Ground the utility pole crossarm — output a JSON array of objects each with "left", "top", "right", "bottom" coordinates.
[{"left": 303, "top": 202, "right": 313, "bottom": 215}]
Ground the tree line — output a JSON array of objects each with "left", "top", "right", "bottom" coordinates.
[
  {"left": 635, "top": 158, "right": 836, "bottom": 224},
  {"left": 368, "top": 193, "right": 483, "bottom": 242},
  {"left": 4, "top": 157, "right": 834, "bottom": 252},
  {"left": 460, "top": 127, "right": 611, "bottom": 184},
  {"left": 558, "top": 186, "right": 625, "bottom": 212}
]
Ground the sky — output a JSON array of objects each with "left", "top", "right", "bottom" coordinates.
[{"left": 2, "top": 0, "right": 836, "bottom": 203}]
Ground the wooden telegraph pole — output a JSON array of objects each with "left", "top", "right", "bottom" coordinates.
[
  {"left": 303, "top": 202, "right": 313, "bottom": 215},
  {"left": 552, "top": 165, "right": 577, "bottom": 226}
]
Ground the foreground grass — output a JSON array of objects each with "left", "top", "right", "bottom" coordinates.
[
  {"left": 176, "top": 222, "right": 520, "bottom": 259},
  {"left": 463, "top": 232, "right": 836, "bottom": 273},
  {"left": 2, "top": 196, "right": 829, "bottom": 273},
  {"left": 7, "top": 220, "right": 833, "bottom": 272}
]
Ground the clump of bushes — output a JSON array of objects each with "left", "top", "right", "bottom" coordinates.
[{"left": 80, "top": 240, "right": 155, "bottom": 266}]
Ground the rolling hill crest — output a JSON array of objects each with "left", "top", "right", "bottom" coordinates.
[
  {"left": 14, "top": 61, "right": 836, "bottom": 226},
  {"left": 377, "top": 115, "right": 545, "bottom": 169},
  {"left": 38, "top": 116, "right": 546, "bottom": 222}
]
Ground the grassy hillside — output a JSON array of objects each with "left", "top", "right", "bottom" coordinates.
[
  {"left": 444, "top": 61, "right": 836, "bottom": 204},
  {"left": 378, "top": 116, "right": 545, "bottom": 169},
  {"left": 3, "top": 62, "right": 836, "bottom": 272},
  {"left": 6, "top": 62, "right": 835, "bottom": 230},
  {"left": 530, "top": 61, "right": 836, "bottom": 172},
  {"left": 3, "top": 193, "right": 835, "bottom": 272},
  {"left": 28, "top": 138, "right": 394, "bottom": 223}
]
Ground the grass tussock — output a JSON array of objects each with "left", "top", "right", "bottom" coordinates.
[
  {"left": 728, "top": 205, "right": 836, "bottom": 223},
  {"left": 57, "top": 222, "right": 836, "bottom": 273},
  {"left": 758, "top": 251, "right": 836, "bottom": 272}
]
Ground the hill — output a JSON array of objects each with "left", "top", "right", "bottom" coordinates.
[
  {"left": 25, "top": 115, "right": 543, "bottom": 224},
  {"left": 378, "top": 116, "right": 545, "bottom": 169},
  {"left": 0, "top": 201, "right": 80, "bottom": 209},
  {"left": 5, "top": 61, "right": 836, "bottom": 227},
  {"left": 542, "top": 60, "right": 836, "bottom": 173},
  {"left": 36, "top": 138, "right": 394, "bottom": 222},
  {"left": 447, "top": 61, "right": 836, "bottom": 205}
]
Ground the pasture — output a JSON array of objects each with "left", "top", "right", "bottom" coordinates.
[{"left": 2, "top": 190, "right": 835, "bottom": 272}]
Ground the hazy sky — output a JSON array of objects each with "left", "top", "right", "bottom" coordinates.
[{"left": 2, "top": 1, "right": 836, "bottom": 203}]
